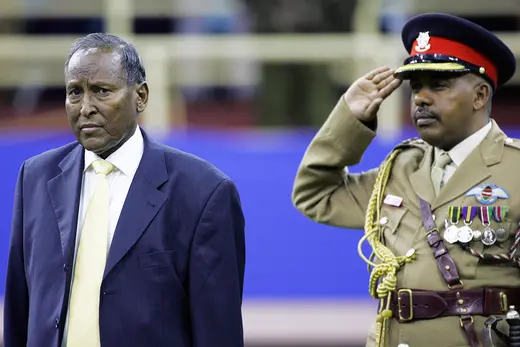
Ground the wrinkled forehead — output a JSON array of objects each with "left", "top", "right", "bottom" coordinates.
[{"left": 66, "top": 48, "right": 124, "bottom": 83}]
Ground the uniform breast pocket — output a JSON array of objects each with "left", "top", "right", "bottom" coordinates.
[{"left": 380, "top": 207, "right": 409, "bottom": 254}]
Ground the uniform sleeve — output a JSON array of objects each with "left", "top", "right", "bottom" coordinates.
[
  {"left": 291, "top": 98, "right": 379, "bottom": 229},
  {"left": 4, "top": 161, "right": 29, "bottom": 347}
]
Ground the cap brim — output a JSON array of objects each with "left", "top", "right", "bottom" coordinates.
[{"left": 394, "top": 62, "right": 470, "bottom": 79}]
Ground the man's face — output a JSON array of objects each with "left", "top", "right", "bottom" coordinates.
[
  {"left": 65, "top": 48, "right": 147, "bottom": 158},
  {"left": 409, "top": 72, "right": 485, "bottom": 151}
]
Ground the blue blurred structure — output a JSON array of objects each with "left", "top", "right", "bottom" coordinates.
[{"left": 1, "top": 126, "right": 519, "bottom": 301}]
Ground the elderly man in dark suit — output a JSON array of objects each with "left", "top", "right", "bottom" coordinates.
[{"left": 3, "top": 33, "right": 246, "bottom": 347}]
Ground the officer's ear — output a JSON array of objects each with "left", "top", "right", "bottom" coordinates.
[{"left": 473, "top": 78, "right": 492, "bottom": 112}]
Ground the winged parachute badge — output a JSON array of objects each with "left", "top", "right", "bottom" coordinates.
[{"left": 465, "top": 184, "right": 509, "bottom": 205}]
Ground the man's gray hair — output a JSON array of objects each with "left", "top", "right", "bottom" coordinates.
[{"left": 65, "top": 33, "right": 146, "bottom": 85}]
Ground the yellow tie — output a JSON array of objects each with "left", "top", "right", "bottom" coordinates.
[
  {"left": 66, "top": 159, "right": 114, "bottom": 347},
  {"left": 431, "top": 151, "right": 452, "bottom": 196}
]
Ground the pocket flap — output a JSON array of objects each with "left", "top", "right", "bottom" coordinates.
[
  {"left": 380, "top": 207, "right": 408, "bottom": 234},
  {"left": 138, "top": 250, "right": 175, "bottom": 268}
]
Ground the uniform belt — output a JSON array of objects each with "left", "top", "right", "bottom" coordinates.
[{"left": 386, "top": 287, "right": 520, "bottom": 322}]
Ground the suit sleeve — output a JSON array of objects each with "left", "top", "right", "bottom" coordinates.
[
  {"left": 189, "top": 178, "right": 246, "bottom": 347},
  {"left": 291, "top": 98, "right": 380, "bottom": 229},
  {"left": 4, "top": 162, "right": 29, "bottom": 347}
]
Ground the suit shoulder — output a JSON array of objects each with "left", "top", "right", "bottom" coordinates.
[
  {"left": 161, "top": 144, "right": 230, "bottom": 184},
  {"left": 24, "top": 141, "right": 79, "bottom": 171}
]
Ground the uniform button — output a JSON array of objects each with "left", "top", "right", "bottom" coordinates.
[
  {"left": 505, "top": 138, "right": 513, "bottom": 144},
  {"left": 379, "top": 216, "right": 388, "bottom": 225},
  {"left": 406, "top": 249, "right": 416, "bottom": 257},
  {"left": 397, "top": 344, "right": 410, "bottom": 347},
  {"left": 432, "top": 214, "right": 436, "bottom": 221},
  {"left": 63, "top": 264, "right": 68, "bottom": 272},
  {"left": 55, "top": 318, "right": 60, "bottom": 328}
]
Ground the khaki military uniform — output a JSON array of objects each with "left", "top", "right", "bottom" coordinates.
[{"left": 292, "top": 98, "right": 520, "bottom": 347}]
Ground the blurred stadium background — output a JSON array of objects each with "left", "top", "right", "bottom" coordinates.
[{"left": 0, "top": 0, "right": 519, "bottom": 346}]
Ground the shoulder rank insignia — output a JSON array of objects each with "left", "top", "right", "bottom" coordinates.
[
  {"left": 466, "top": 184, "right": 509, "bottom": 205},
  {"left": 394, "top": 137, "right": 427, "bottom": 151}
]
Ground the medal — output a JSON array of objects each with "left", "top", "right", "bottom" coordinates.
[
  {"left": 480, "top": 205, "right": 496, "bottom": 246},
  {"left": 458, "top": 225, "right": 474, "bottom": 243},
  {"left": 458, "top": 206, "right": 476, "bottom": 244},
  {"left": 472, "top": 229, "right": 482, "bottom": 241},
  {"left": 482, "top": 227, "right": 497, "bottom": 246},
  {"left": 495, "top": 227, "right": 508, "bottom": 242},
  {"left": 493, "top": 206, "right": 509, "bottom": 243},
  {"left": 444, "top": 225, "right": 460, "bottom": 244},
  {"left": 444, "top": 206, "right": 461, "bottom": 244}
]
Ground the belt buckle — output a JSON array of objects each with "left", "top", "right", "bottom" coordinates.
[
  {"left": 459, "top": 315, "right": 474, "bottom": 327},
  {"left": 397, "top": 288, "right": 413, "bottom": 322}
]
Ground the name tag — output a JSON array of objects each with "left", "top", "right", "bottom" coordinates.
[{"left": 384, "top": 195, "right": 403, "bottom": 207}]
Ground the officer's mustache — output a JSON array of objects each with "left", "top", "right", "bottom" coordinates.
[{"left": 414, "top": 108, "right": 440, "bottom": 121}]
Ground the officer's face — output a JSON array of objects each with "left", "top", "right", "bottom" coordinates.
[
  {"left": 65, "top": 48, "right": 148, "bottom": 159},
  {"left": 409, "top": 72, "right": 490, "bottom": 151}
]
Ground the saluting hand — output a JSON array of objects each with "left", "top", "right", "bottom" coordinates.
[{"left": 343, "top": 66, "right": 403, "bottom": 123}]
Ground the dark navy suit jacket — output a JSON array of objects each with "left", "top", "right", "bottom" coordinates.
[{"left": 3, "top": 129, "right": 246, "bottom": 347}]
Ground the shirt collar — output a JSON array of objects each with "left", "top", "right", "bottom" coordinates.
[
  {"left": 435, "top": 121, "right": 492, "bottom": 167},
  {"left": 83, "top": 126, "right": 144, "bottom": 176}
]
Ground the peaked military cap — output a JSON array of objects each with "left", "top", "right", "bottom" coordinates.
[{"left": 394, "top": 13, "right": 516, "bottom": 89}]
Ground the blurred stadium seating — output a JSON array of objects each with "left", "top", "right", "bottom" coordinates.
[{"left": 0, "top": 1, "right": 519, "bottom": 346}]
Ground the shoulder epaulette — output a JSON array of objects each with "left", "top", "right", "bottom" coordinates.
[
  {"left": 504, "top": 136, "right": 520, "bottom": 150},
  {"left": 393, "top": 137, "right": 429, "bottom": 152}
]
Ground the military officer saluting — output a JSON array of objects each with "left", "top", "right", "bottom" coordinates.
[{"left": 292, "top": 13, "right": 520, "bottom": 347}]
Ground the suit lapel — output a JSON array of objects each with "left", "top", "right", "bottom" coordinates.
[
  {"left": 409, "top": 146, "right": 436, "bottom": 205},
  {"left": 47, "top": 144, "right": 84, "bottom": 260},
  {"left": 433, "top": 120, "right": 505, "bottom": 210},
  {"left": 104, "top": 132, "right": 169, "bottom": 279}
]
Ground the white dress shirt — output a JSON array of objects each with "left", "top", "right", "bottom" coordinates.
[
  {"left": 62, "top": 126, "right": 144, "bottom": 346},
  {"left": 435, "top": 121, "right": 492, "bottom": 187}
]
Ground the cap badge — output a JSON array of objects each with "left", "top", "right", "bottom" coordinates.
[{"left": 415, "top": 31, "right": 431, "bottom": 53}]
